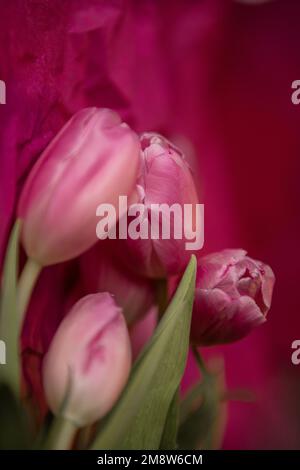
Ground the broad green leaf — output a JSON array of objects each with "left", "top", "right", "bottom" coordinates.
[
  {"left": 91, "top": 255, "right": 197, "bottom": 450},
  {"left": 159, "top": 389, "right": 179, "bottom": 450},
  {"left": 179, "top": 379, "right": 206, "bottom": 424},
  {"left": 0, "top": 220, "right": 21, "bottom": 396}
]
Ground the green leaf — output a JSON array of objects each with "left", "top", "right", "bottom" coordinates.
[
  {"left": 179, "top": 379, "right": 206, "bottom": 424},
  {"left": 178, "top": 374, "right": 220, "bottom": 450},
  {"left": 159, "top": 389, "right": 179, "bottom": 450},
  {"left": 91, "top": 255, "right": 197, "bottom": 450},
  {"left": 0, "top": 220, "right": 21, "bottom": 396}
]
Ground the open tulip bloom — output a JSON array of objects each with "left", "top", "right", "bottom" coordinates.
[{"left": 0, "top": 107, "right": 275, "bottom": 451}]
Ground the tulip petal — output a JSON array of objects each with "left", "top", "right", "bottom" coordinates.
[{"left": 43, "top": 293, "right": 131, "bottom": 426}]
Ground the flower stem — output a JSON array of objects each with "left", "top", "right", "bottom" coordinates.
[
  {"left": 17, "top": 258, "right": 42, "bottom": 326},
  {"left": 44, "top": 415, "right": 78, "bottom": 450}
]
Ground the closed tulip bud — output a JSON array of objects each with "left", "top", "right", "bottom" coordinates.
[
  {"left": 191, "top": 249, "right": 275, "bottom": 345},
  {"left": 18, "top": 108, "right": 140, "bottom": 266},
  {"left": 117, "top": 133, "right": 200, "bottom": 278},
  {"left": 42, "top": 293, "right": 131, "bottom": 426}
]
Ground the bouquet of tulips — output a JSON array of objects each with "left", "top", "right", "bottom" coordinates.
[{"left": 0, "top": 108, "right": 275, "bottom": 450}]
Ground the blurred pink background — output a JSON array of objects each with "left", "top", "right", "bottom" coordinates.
[{"left": 1, "top": 0, "right": 300, "bottom": 448}]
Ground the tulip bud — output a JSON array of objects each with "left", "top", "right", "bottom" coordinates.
[
  {"left": 80, "top": 243, "right": 155, "bottom": 325},
  {"left": 130, "top": 306, "right": 157, "bottom": 360},
  {"left": 191, "top": 249, "right": 275, "bottom": 345},
  {"left": 116, "top": 133, "right": 200, "bottom": 278},
  {"left": 42, "top": 293, "right": 131, "bottom": 426},
  {"left": 18, "top": 108, "right": 140, "bottom": 266}
]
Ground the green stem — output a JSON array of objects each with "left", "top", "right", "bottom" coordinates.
[
  {"left": 76, "top": 425, "right": 94, "bottom": 450},
  {"left": 44, "top": 415, "right": 78, "bottom": 450},
  {"left": 17, "top": 258, "right": 42, "bottom": 326},
  {"left": 192, "top": 344, "right": 209, "bottom": 377},
  {"left": 0, "top": 220, "right": 21, "bottom": 396}
]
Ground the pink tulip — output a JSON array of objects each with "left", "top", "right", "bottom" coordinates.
[
  {"left": 191, "top": 249, "right": 275, "bottom": 345},
  {"left": 80, "top": 243, "right": 155, "bottom": 325},
  {"left": 18, "top": 108, "right": 140, "bottom": 265},
  {"left": 116, "top": 132, "right": 201, "bottom": 278},
  {"left": 130, "top": 306, "right": 158, "bottom": 360},
  {"left": 42, "top": 293, "right": 131, "bottom": 426}
]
